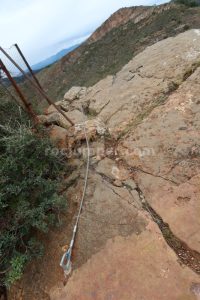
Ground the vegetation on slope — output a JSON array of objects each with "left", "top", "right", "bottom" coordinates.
[
  {"left": 175, "top": 0, "right": 200, "bottom": 7},
  {"left": 0, "top": 97, "right": 66, "bottom": 287}
]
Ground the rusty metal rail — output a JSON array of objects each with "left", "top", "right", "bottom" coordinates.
[
  {"left": 0, "top": 46, "right": 74, "bottom": 126},
  {"left": 14, "top": 43, "right": 43, "bottom": 91},
  {"left": 0, "top": 59, "right": 37, "bottom": 123}
]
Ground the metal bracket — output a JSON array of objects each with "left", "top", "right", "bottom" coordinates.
[{"left": 60, "top": 249, "right": 72, "bottom": 276}]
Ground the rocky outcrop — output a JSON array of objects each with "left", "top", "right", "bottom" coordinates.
[
  {"left": 67, "top": 30, "right": 200, "bottom": 137},
  {"left": 49, "top": 30, "right": 200, "bottom": 300},
  {"left": 63, "top": 87, "right": 87, "bottom": 102}
]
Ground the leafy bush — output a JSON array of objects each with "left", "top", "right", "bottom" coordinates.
[{"left": 0, "top": 100, "right": 66, "bottom": 287}]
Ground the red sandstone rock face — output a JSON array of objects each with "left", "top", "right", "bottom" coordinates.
[
  {"left": 135, "top": 172, "right": 200, "bottom": 253},
  {"left": 49, "top": 125, "right": 68, "bottom": 148},
  {"left": 88, "top": 7, "right": 150, "bottom": 44},
  {"left": 87, "top": 3, "right": 173, "bottom": 44},
  {"left": 51, "top": 223, "right": 199, "bottom": 300}
]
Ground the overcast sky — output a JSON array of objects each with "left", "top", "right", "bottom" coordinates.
[{"left": 0, "top": 0, "right": 168, "bottom": 65}]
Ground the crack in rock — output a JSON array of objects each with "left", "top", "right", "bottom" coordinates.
[
  {"left": 93, "top": 154, "right": 200, "bottom": 275},
  {"left": 135, "top": 184, "right": 200, "bottom": 275}
]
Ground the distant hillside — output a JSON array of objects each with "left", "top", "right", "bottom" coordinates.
[
  {"left": 15, "top": 2, "right": 200, "bottom": 110},
  {"left": 31, "top": 44, "right": 80, "bottom": 71},
  {"left": 87, "top": 6, "right": 155, "bottom": 44}
]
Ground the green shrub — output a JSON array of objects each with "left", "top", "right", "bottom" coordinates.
[{"left": 0, "top": 101, "right": 66, "bottom": 287}]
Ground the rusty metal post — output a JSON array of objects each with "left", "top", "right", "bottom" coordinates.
[
  {"left": 0, "top": 46, "right": 74, "bottom": 126},
  {"left": 0, "top": 59, "right": 38, "bottom": 124},
  {"left": 14, "top": 43, "right": 43, "bottom": 90}
]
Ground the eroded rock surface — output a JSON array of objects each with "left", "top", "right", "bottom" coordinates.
[
  {"left": 135, "top": 173, "right": 200, "bottom": 253},
  {"left": 69, "top": 171, "right": 147, "bottom": 269},
  {"left": 118, "top": 64, "right": 200, "bottom": 253},
  {"left": 74, "top": 30, "right": 200, "bottom": 136},
  {"left": 51, "top": 222, "right": 200, "bottom": 300}
]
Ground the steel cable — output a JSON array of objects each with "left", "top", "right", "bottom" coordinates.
[{"left": 60, "top": 106, "right": 90, "bottom": 276}]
